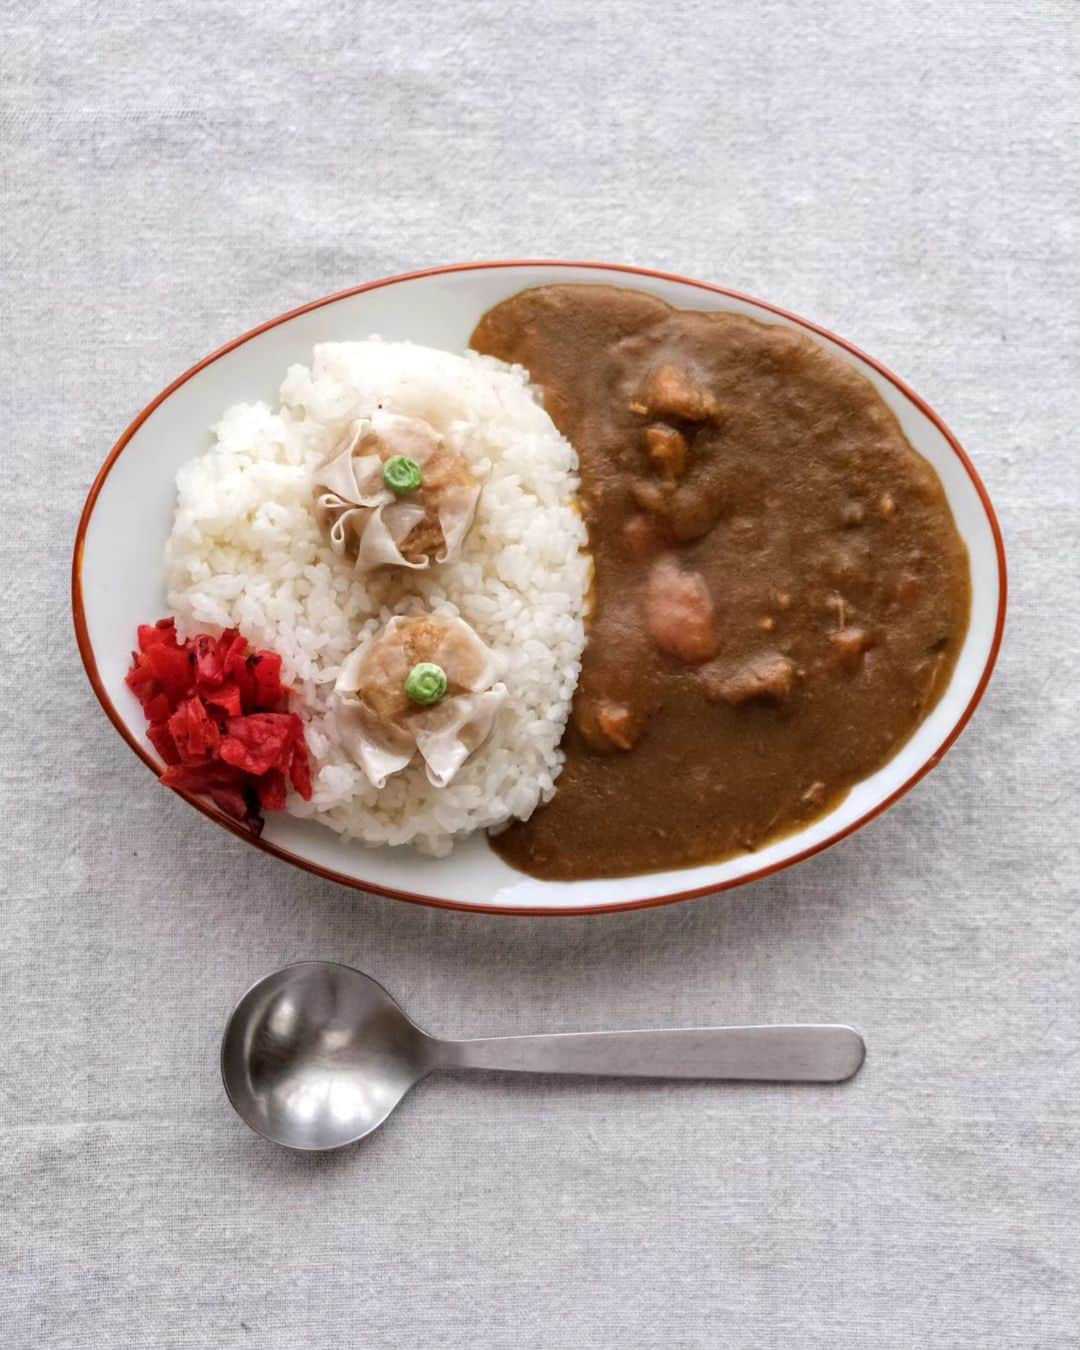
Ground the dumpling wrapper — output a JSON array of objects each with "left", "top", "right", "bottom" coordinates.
[
  {"left": 334, "top": 614, "right": 508, "bottom": 789},
  {"left": 313, "top": 411, "right": 482, "bottom": 573},
  {"left": 412, "top": 689, "right": 507, "bottom": 788}
]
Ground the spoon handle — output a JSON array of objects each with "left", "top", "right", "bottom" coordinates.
[{"left": 435, "top": 1024, "right": 864, "bottom": 1083}]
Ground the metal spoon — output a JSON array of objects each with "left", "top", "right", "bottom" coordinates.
[{"left": 221, "top": 961, "right": 866, "bottom": 1150}]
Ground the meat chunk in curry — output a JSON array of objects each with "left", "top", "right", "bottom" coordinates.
[{"left": 643, "top": 558, "right": 719, "bottom": 665}]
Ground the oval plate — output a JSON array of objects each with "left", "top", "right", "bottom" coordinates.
[{"left": 73, "top": 261, "right": 1006, "bottom": 915}]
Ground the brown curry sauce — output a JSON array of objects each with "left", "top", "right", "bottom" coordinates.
[{"left": 470, "top": 285, "right": 971, "bottom": 880}]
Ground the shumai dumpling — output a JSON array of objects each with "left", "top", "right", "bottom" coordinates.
[
  {"left": 313, "top": 411, "right": 481, "bottom": 572},
  {"left": 334, "top": 613, "right": 507, "bottom": 789}
]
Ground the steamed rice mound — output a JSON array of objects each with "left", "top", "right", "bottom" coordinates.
[{"left": 165, "top": 339, "right": 589, "bottom": 855}]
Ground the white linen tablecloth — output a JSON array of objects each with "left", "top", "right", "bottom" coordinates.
[{"left": 2, "top": 2, "right": 1077, "bottom": 1345}]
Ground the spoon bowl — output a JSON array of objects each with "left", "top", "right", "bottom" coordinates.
[
  {"left": 222, "top": 961, "right": 867, "bottom": 1150},
  {"left": 221, "top": 963, "right": 432, "bottom": 1150}
]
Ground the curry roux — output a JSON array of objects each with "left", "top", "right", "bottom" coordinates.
[{"left": 471, "top": 285, "right": 971, "bottom": 880}]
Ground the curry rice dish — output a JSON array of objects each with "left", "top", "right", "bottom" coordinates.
[{"left": 143, "top": 285, "right": 970, "bottom": 882}]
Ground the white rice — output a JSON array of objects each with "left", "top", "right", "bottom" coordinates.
[{"left": 165, "top": 339, "right": 589, "bottom": 855}]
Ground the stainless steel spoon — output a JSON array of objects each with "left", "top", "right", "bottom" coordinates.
[{"left": 221, "top": 962, "right": 866, "bottom": 1150}]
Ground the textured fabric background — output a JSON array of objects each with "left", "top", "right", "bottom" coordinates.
[{"left": 2, "top": 2, "right": 1077, "bottom": 1347}]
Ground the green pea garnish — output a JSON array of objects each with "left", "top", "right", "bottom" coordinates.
[
  {"left": 382, "top": 455, "right": 423, "bottom": 495},
  {"left": 404, "top": 662, "right": 448, "bottom": 706}
]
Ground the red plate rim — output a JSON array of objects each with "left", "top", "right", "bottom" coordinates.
[{"left": 71, "top": 259, "right": 1008, "bottom": 917}]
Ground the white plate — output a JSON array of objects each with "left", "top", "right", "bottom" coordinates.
[{"left": 73, "top": 261, "right": 1006, "bottom": 915}]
